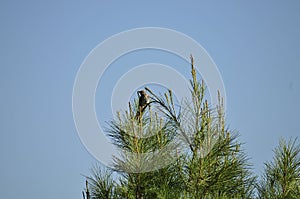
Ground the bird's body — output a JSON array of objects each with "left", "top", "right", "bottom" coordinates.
[
  {"left": 138, "top": 90, "right": 150, "bottom": 108},
  {"left": 135, "top": 90, "right": 150, "bottom": 120}
]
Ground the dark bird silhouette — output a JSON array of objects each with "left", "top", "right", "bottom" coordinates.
[{"left": 135, "top": 90, "right": 150, "bottom": 120}]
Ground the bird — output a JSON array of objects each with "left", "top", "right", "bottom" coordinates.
[{"left": 135, "top": 90, "right": 150, "bottom": 120}]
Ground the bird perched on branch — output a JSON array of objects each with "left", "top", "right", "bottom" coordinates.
[{"left": 135, "top": 90, "right": 150, "bottom": 120}]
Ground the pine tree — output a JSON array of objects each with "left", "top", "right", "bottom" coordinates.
[
  {"left": 84, "top": 55, "right": 257, "bottom": 199},
  {"left": 257, "top": 138, "right": 300, "bottom": 199}
]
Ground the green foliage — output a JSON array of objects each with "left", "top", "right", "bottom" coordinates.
[
  {"left": 257, "top": 138, "right": 300, "bottom": 199},
  {"left": 83, "top": 56, "right": 298, "bottom": 199},
  {"left": 86, "top": 165, "right": 119, "bottom": 199}
]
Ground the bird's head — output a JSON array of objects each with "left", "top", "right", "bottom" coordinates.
[{"left": 137, "top": 90, "right": 146, "bottom": 96}]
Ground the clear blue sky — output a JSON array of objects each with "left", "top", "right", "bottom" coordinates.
[{"left": 1, "top": 1, "right": 299, "bottom": 198}]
